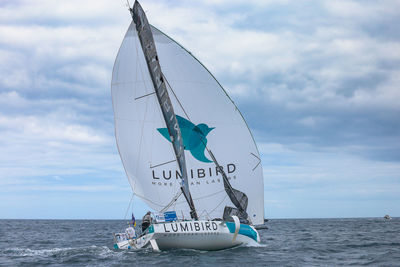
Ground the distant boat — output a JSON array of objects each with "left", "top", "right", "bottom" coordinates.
[
  {"left": 111, "top": 0, "right": 265, "bottom": 251},
  {"left": 384, "top": 215, "right": 391, "bottom": 220}
]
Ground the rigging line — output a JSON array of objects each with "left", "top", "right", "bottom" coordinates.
[
  {"left": 160, "top": 76, "right": 192, "bottom": 203},
  {"left": 150, "top": 159, "right": 176, "bottom": 169},
  {"left": 193, "top": 189, "right": 226, "bottom": 200},
  {"left": 160, "top": 191, "right": 183, "bottom": 213},
  {"left": 134, "top": 92, "right": 156, "bottom": 100},
  {"left": 123, "top": 192, "right": 135, "bottom": 220},
  {"left": 163, "top": 73, "right": 208, "bottom": 207},
  {"left": 134, "top": 192, "right": 167, "bottom": 208},
  {"left": 161, "top": 189, "right": 227, "bottom": 207},
  {"left": 152, "top": 81, "right": 181, "bottom": 198},
  {"left": 198, "top": 209, "right": 208, "bottom": 219},
  {"left": 208, "top": 194, "right": 228, "bottom": 218},
  {"left": 196, "top": 192, "right": 225, "bottom": 219},
  {"left": 163, "top": 73, "right": 190, "bottom": 120}
]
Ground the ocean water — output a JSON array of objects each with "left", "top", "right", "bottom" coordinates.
[{"left": 0, "top": 218, "right": 399, "bottom": 266}]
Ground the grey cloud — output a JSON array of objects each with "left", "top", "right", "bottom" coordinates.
[
  {"left": 0, "top": 0, "right": 399, "bottom": 218},
  {"left": 204, "top": 1, "right": 400, "bottom": 163}
]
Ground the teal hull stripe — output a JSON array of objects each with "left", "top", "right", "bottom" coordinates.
[{"left": 226, "top": 222, "right": 258, "bottom": 242}]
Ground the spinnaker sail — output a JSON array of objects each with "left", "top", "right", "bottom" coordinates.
[{"left": 111, "top": 1, "right": 264, "bottom": 224}]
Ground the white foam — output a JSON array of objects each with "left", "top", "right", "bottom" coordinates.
[
  {"left": 6, "top": 245, "right": 115, "bottom": 257},
  {"left": 243, "top": 241, "right": 267, "bottom": 248}
]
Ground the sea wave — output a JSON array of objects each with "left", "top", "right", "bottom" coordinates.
[
  {"left": 1, "top": 218, "right": 399, "bottom": 266},
  {"left": 2, "top": 245, "right": 112, "bottom": 257}
]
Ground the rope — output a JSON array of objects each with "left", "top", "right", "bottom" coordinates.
[
  {"left": 208, "top": 194, "right": 228, "bottom": 215},
  {"left": 160, "top": 191, "right": 183, "bottom": 212},
  {"left": 124, "top": 192, "right": 135, "bottom": 220},
  {"left": 163, "top": 74, "right": 190, "bottom": 120}
]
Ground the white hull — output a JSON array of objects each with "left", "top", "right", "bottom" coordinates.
[{"left": 115, "top": 220, "right": 260, "bottom": 251}]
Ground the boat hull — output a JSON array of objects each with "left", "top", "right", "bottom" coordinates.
[{"left": 115, "top": 220, "right": 260, "bottom": 251}]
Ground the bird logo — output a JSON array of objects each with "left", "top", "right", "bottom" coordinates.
[{"left": 157, "top": 115, "right": 215, "bottom": 163}]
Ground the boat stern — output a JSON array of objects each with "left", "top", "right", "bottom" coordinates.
[{"left": 225, "top": 221, "right": 260, "bottom": 243}]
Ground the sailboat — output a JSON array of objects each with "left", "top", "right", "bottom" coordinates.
[{"left": 112, "top": 0, "right": 264, "bottom": 251}]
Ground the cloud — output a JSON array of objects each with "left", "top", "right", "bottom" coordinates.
[
  {"left": 0, "top": 0, "right": 399, "bottom": 218},
  {"left": 0, "top": 0, "right": 129, "bottom": 25},
  {"left": 323, "top": 0, "right": 400, "bottom": 19},
  {"left": 0, "top": 184, "right": 126, "bottom": 193},
  {"left": 261, "top": 142, "right": 400, "bottom": 217},
  {"left": 0, "top": 49, "right": 30, "bottom": 89},
  {"left": 0, "top": 114, "right": 106, "bottom": 144}
]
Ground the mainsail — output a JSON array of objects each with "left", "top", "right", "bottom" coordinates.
[{"left": 111, "top": 2, "right": 264, "bottom": 224}]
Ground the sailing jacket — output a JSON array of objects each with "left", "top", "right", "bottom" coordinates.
[{"left": 142, "top": 214, "right": 151, "bottom": 224}]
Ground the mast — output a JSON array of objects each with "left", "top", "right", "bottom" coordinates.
[{"left": 130, "top": 1, "right": 198, "bottom": 220}]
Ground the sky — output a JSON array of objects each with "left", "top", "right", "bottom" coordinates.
[{"left": 0, "top": 0, "right": 399, "bottom": 219}]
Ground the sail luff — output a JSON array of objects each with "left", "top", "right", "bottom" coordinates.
[{"left": 131, "top": 1, "right": 198, "bottom": 220}]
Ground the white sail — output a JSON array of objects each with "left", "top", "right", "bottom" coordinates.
[{"left": 111, "top": 22, "right": 264, "bottom": 224}]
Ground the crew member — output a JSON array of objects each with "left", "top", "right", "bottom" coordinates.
[
  {"left": 142, "top": 211, "right": 152, "bottom": 232},
  {"left": 125, "top": 226, "right": 136, "bottom": 239}
]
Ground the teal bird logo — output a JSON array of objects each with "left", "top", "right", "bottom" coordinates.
[{"left": 157, "top": 115, "right": 215, "bottom": 163}]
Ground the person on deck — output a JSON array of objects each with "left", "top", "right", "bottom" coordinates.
[
  {"left": 142, "top": 211, "right": 152, "bottom": 232},
  {"left": 125, "top": 226, "right": 136, "bottom": 239}
]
